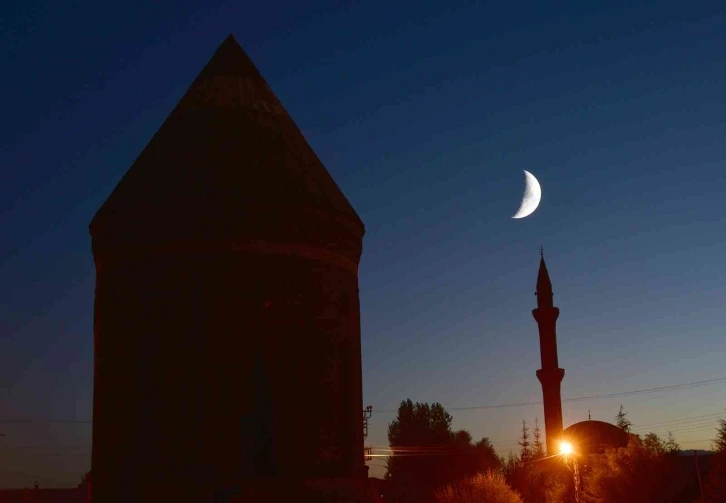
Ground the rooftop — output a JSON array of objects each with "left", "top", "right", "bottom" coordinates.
[{"left": 90, "top": 35, "right": 363, "bottom": 244}]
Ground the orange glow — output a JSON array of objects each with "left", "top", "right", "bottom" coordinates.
[{"left": 559, "top": 441, "right": 573, "bottom": 456}]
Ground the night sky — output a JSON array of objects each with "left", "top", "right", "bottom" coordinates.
[{"left": 2, "top": 0, "right": 726, "bottom": 488}]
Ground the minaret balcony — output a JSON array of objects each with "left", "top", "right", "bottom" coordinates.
[{"left": 536, "top": 367, "right": 565, "bottom": 384}]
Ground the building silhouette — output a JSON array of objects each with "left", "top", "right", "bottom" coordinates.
[
  {"left": 529, "top": 254, "right": 726, "bottom": 503},
  {"left": 561, "top": 419, "right": 627, "bottom": 456},
  {"left": 532, "top": 252, "right": 626, "bottom": 455},
  {"left": 532, "top": 251, "right": 565, "bottom": 455},
  {"left": 89, "top": 35, "right": 368, "bottom": 502}
]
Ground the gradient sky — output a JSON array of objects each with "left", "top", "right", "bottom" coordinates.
[{"left": 2, "top": 0, "right": 726, "bottom": 488}]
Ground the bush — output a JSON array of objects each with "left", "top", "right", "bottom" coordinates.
[
  {"left": 435, "top": 471, "right": 523, "bottom": 503},
  {"left": 584, "top": 435, "right": 688, "bottom": 502}
]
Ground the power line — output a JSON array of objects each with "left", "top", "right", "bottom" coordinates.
[
  {"left": 2, "top": 444, "right": 90, "bottom": 449},
  {"left": 632, "top": 412, "right": 725, "bottom": 429},
  {"left": 11, "top": 450, "right": 90, "bottom": 457},
  {"left": 0, "top": 419, "right": 91, "bottom": 424},
  {"left": 0, "top": 377, "right": 723, "bottom": 425},
  {"left": 649, "top": 424, "right": 722, "bottom": 435},
  {"left": 634, "top": 418, "right": 724, "bottom": 431},
  {"left": 633, "top": 420, "right": 724, "bottom": 435},
  {"left": 632, "top": 414, "right": 725, "bottom": 434},
  {"left": 372, "top": 376, "right": 726, "bottom": 413}
]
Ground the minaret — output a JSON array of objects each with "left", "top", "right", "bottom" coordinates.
[
  {"left": 532, "top": 249, "right": 565, "bottom": 455},
  {"left": 89, "top": 35, "right": 367, "bottom": 502}
]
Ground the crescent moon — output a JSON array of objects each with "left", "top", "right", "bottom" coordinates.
[{"left": 512, "top": 170, "right": 542, "bottom": 219}]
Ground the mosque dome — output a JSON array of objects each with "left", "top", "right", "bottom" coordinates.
[{"left": 561, "top": 420, "right": 628, "bottom": 456}]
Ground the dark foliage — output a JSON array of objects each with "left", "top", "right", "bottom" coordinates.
[
  {"left": 532, "top": 418, "right": 545, "bottom": 460},
  {"left": 436, "top": 471, "right": 523, "bottom": 503},
  {"left": 518, "top": 421, "right": 532, "bottom": 464},
  {"left": 614, "top": 405, "right": 632, "bottom": 434},
  {"left": 583, "top": 434, "right": 689, "bottom": 502},
  {"left": 503, "top": 453, "right": 573, "bottom": 503},
  {"left": 705, "top": 418, "right": 726, "bottom": 502},
  {"left": 386, "top": 399, "right": 501, "bottom": 503}
]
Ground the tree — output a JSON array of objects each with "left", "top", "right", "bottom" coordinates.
[
  {"left": 584, "top": 434, "right": 688, "bottom": 502},
  {"left": 664, "top": 430, "right": 680, "bottom": 454},
  {"left": 518, "top": 420, "right": 531, "bottom": 463},
  {"left": 643, "top": 432, "right": 667, "bottom": 454},
  {"left": 705, "top": 418, "right": 726, "bottom": 502},
  {"left": 641, "top": 431, "right": 680, "bottom": 456},
  {"left": 386, "top": 399, "right": 454, "bottom": 503},
  {"left": 468, "top": 437, "right": 502, "bottom": 476},
  {"left": 452, "top": 429, "right": 473, "bottom": 447},
  {"left": 501, "top": 452, "right": 520, "bottom": 482},
  {"left": 385, "top": 399, "right": 500, "bottom": 503},
  {"left": 615, "top": 404, "right": 632, "bottom": 433},
  {"left": 532, "top": 418, "right": 545, "bottom": 460},
  {"left": 444, "top": 431, "right": 501, "bottom": 490},
  {"left": 435, "top": 471, "right": 523, "bottom": 503},
  {"left": 713, "top": 417, "right": 726, "bottom": 451},
  {"left": 503, "top": 452, "right": 572, "bottom": 503}
]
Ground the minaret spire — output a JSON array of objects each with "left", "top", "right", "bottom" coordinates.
[
  {"left": 532, "top": 251, "right": 565, "bottom": 455},
  {"left": 536, "top": 254, "right": 554, "bottom": 309}
]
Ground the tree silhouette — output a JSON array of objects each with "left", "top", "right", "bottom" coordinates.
[
  {"left": 584, "top": 434, "right": 688, "bottom": 502},
  {"left": 503, "top": 452, "right": 572, "bottom": 503},
  {"left": 615, "top": 404, "right": 632, "bottom": 433},
  {"left": 502, "top": 452, "right": 520, "bottom": 481},
  {"left": 643, "top": 432, "right": 668, "bottom": 454},
  {"left": 385, "top": 399, "right": 500, "bottom": 503},
  {"left": 502, "top": 420, "right": 574, "bottom": 503},
  {"left": 436, "top": 471, "right": 523, "bottom": 503},
  {"left": 532, "top": 418, "right": 545, "bottom": 460},
  {"left": 469, "top": 438, "right": 501, "bottom": 475},
  {"left": 664, "top": 431, "right": 680, "bottom": 454},
  {"left": 518, "top": 420, "right": 531, "bottom": 463},
  {"left": 705, "top": 418, "right": 726, "bottom": 502},
  {"left": 452, "top": 429, "right": 473, "bottom": 447},
  {"left": 713, "top": 417, "right": 726, "bottom": 451},
  {"left": 640, "top": 431, "right": 679, "bottom": 456},
  {"left": 386, "top": 399, "right": 453, "bottom": 503}
]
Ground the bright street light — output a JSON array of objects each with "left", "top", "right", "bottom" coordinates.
[{"left": 559, "top": 441, "right": 573, "bottom": 456}]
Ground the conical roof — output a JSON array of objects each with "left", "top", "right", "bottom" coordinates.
[
  {"left": 536, "top": 256, "right": 553, "bottom": 295},
  {"left": 535, "top": 255, "right": 554, "bottom": 308},
  {"left": 90, "top": 35, "right": 363, "bottom": 245}
]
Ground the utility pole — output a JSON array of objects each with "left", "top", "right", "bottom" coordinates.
[
  {"left": 363, "top": 406, "right": 373, "bottom": 462},
  {"left": 573, "top": 458, "right": 581, "bottom": 503},
  {"left": 694, "top": 450, "right": 705, "bottom": 503},
  {"left": 563, "top": 457, "right": 581, "bottom": 503},
  {"left": 560, "top": 444, "right": 581, "bottom": 503}
]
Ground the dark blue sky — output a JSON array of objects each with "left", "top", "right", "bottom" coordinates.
[{"left": 2, "top": 0, "right": 726, "bottom": 487}]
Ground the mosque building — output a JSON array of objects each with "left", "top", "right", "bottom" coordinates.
[{"left": 532, "top": 252, "right": 628, "bottom": 457}]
